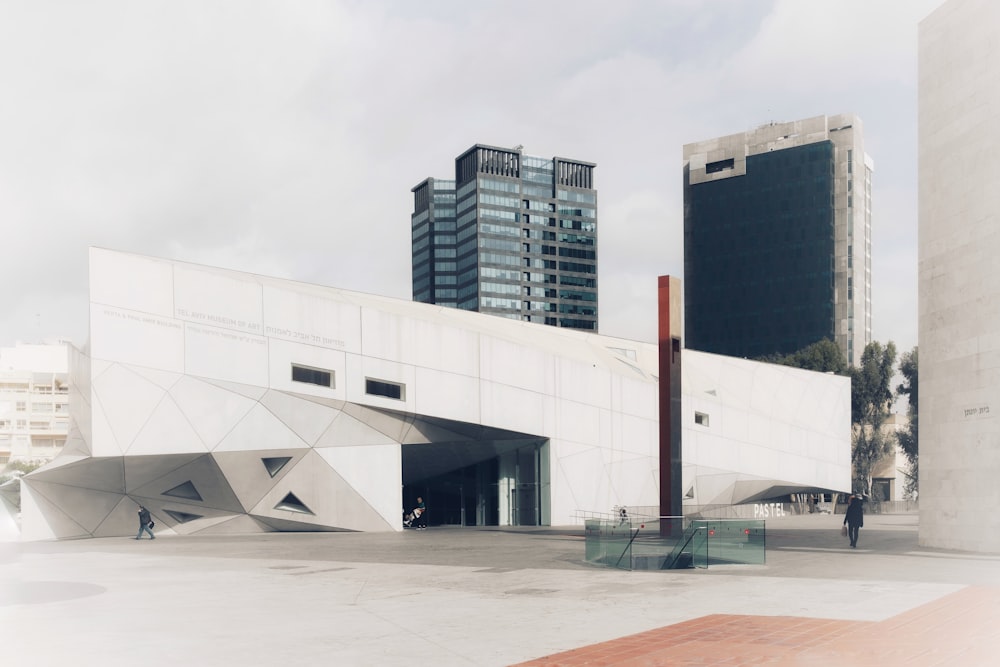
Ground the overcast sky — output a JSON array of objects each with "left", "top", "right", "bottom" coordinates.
[{"left": 1, "top": 0, "right": 941, "bottom": 354}]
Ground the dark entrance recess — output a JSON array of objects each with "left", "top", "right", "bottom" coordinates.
[
  {"left": 398, "top": 414, "right": 547, "bottom": 527},
  {"left": 405, "top": 459, "right": 500, "bottom": 528}
]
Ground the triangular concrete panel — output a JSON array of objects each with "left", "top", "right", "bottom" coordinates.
[
  {"left": 0, "top": 493, "right": 18, "bottom": 541},
  {"left": 92, "top": 496, "right": 154, "bottom": 538},
  {"left": 314, "top": 411, "right": 399, "bottom": 448},
  {"left": 604, "top": 457, "right": 658, "bottom": 508},
  {"left": 18, "top": 484, "right": 52, "bottom": 541},
  {"left": 127, "top": 396, "right": 209, "bottom": 455},
  {"left": 214, "top": 405, "right": 309, "bottom": 452},
  {"left": 57, "top": 437, "right": 92, "bottom": 459},
  {"left": 164, "top": 512, "right": 242, "bottom": 535},
  {"left": 201, "top": 376, "right": 268, "bottom": 401},
  {"left": 250, "top": 514, "right": 346, "bottom": 532},
  {"left": 188, "top": 513, "right": 275, "bottom": 535},
  {"left": 169, "top": 376, "right": 257, "bottom": 449},
  {"left": 24, "top": 480, "right": 123, "bottom": 533},
  {"left": 129, "top": 365, "right": 183, "bottom": 391},
  {"left": 249, "top": 450, "right": 393, "bottom": 531},
  {"left": 93, "top": 363, "right": 168, "bottom": 451},
  {"left": 341, "top": 403, "right": 412, "bottom": 442},
  {"left": 123, "top": 454, "right": 205, "bottom": 492},
  {"left": 67, "top": 408, "right": 93, "bottom": 454},
  {"left": 213, "top": 403, "right": 311, "bottom": 453},
  {"left": 400, "top": 419, "right": 471, "bottom": 444},
  {"left": 29, "top": 453, "right": 92, "bottom": 474},
  {"left": 90, "top": 358, "right": 113, "bottom": 382},
  {"left": 315, "top": 445, "right": 401, "bottom": 528},
  {"left": 89, "top": 391, "right": 124, "bottom": 456},
  {"left": 163, "top": 508, "right": 204, "bottom": 523},
  {"left": 29, "top": 457, "right": 125, "bottom": 494},
  {"left": 693, "top": 469, "right": 740, "bottom": 506},
  {"left": 553, "top": 442, "right": 605, "bottom": 511},
  {"left": 211, "top": 448, "right": 310, "bottom": 512},
  {"left": 19, "top": 484, "right": 91, "bottom": 540},
  {"left": 261, "top": 390, "right": 340, "bottom": 445},
  {"left": 287, "top": 392, "right": 346, "bottom": 411},
  {"left": 129, "top": 454, "right": 244, "bottom": 513}
]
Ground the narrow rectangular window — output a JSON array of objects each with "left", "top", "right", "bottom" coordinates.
[
  {"left": 706, "top": 158, "right": 734, "bottom": 174},
  {"left": 292, "top": 364, "right": 333, "bottom": 388},
  {"left": 365, "top": 378, "right": 404, "bottom": 400},
  {"left": 695, "top": 412, "right": 709, "bottom": 427}
]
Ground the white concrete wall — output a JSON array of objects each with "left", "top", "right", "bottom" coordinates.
[
  {"left": 918, "top": 0, "right": 1000, "bottom": 552},
  {"left": 682, "top": 351, "right": 852, "bottom": 505},
  {"left": 83, "top": 248, "right": 665, "bottom": 528},
  {"left": 24, "top": 249, "right": 850, "bottom": 538}
]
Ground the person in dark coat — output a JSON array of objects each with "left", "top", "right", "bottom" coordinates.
[
  {"left": 136, "top": 505, "right": 155, "bottom": 540},
  {"left": 843, "top": 495, "right": 864, "bottom": 548},
  {"left": 413, "top": 496, "right": 428, "bottom": 530}
]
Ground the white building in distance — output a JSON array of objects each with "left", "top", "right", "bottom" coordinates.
[{"left": 0, "top": 342, "right": 70, "bottom": 465}]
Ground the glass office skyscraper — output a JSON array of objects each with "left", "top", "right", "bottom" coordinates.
[
  {"left": 412, "top": 144, "right": 598, "bottom": 331},
  {"left": 683, "top": 114, "right": 872, "bottom": 364}
]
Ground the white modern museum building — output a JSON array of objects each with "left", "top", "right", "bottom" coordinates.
[{"left": 19, "top": 248, "right": 850, "bottom": 539}]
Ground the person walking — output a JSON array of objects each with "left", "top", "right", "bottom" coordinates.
[
  {"left": 136, "top": 505, "right": 156, "bottom": 540},
  {"left": 843, "top": 495, "right": 864, "bottom": 548}
]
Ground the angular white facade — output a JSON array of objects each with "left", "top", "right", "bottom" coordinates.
[
  {"left": 682, "top": 350, "right": 850, "bottom": 506},
  {"left": 21, "top": 248, "right": 849, "bottom": 539},
  {"left": 918, "top": 0, "right": 1000, "bottom": 552}
]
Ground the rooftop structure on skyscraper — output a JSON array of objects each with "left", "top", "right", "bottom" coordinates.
[
  {"left": 412, "top": 144, "right": 598, "bottom": 332},
  {"left": 683, "top": 114, "right": 872, "bottom": 364}
]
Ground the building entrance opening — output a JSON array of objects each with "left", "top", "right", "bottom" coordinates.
[{"left": 401, "top": 426, "right": 548, "bottom": 527}]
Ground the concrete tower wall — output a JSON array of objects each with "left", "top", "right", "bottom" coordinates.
[{"left": 918, "top": 0, "right": 1000, "bottom": 552}]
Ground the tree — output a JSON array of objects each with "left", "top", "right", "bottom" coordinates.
[
  {"left": 896, "top": 346, "right": 918, "bottom": 498},
  {"left": 757, "top": 338, "right": 848, "bottom": 375},
  {"left": 0, "top": 459, "right": 44, "bottom": 482},
  {"left": 850, "top": 341, "right": 898, "bottom": 498},
  {"left": 757, "top": 338, "right": 898, "bottom": 499}
]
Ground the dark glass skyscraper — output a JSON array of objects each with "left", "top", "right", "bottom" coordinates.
[
  {"left": 412, "top": 144, "right": 598, "bottom": 331},
  {"left": 683, "top": 115, "right": 872, "bottom": 364}
]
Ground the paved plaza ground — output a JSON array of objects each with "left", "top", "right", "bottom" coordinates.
[{"left": 3, "top": 513, "right": 999, "bottom": 666}]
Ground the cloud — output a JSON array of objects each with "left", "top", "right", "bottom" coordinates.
[{"left": 0, "top": 0, "right": 935, "bottom": 353}]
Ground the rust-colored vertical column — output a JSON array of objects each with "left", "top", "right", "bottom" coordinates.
[{"left": 658, "top": 276, "right": 682, "bottom": 536}]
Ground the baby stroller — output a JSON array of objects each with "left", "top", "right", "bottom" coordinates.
[{"left": 403, "top": 507, "right": 423, "bottom": 528}]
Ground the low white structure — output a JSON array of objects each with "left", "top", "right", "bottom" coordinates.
[
  {"left": 682, "top": 350, "right": 849, "bottom": 506},
  {"left": 21, "top": 248, "right": 849, "bottom": 539}
]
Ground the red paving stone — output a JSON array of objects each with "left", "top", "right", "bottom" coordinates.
[{"left": 515, "top": 585, "right": 1000, "bottom": 667}]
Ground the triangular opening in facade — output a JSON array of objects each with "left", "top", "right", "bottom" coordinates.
[
  {"left": 275, "top": 492, "right": 313, "bottom": 515},
  {"left": 163, "top": 509, "right": 203, "bottom": 524},
  {"left": 262, "top": 456, "right": 292, "bottom": 478},
  {"left": 163, "top": 480, "right": 204, "bottom": 502}
]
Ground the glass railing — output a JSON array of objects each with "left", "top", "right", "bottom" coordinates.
[
  {"left": 691, "top": 519, "right": 765, "bottom": 566},
  {"left": 584, "top": 517, "right": 765, "bottom": 570}
]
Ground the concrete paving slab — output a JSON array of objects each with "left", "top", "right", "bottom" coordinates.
[{"left": 3, "top": 513, "right": 1000, "bottom": 666}]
